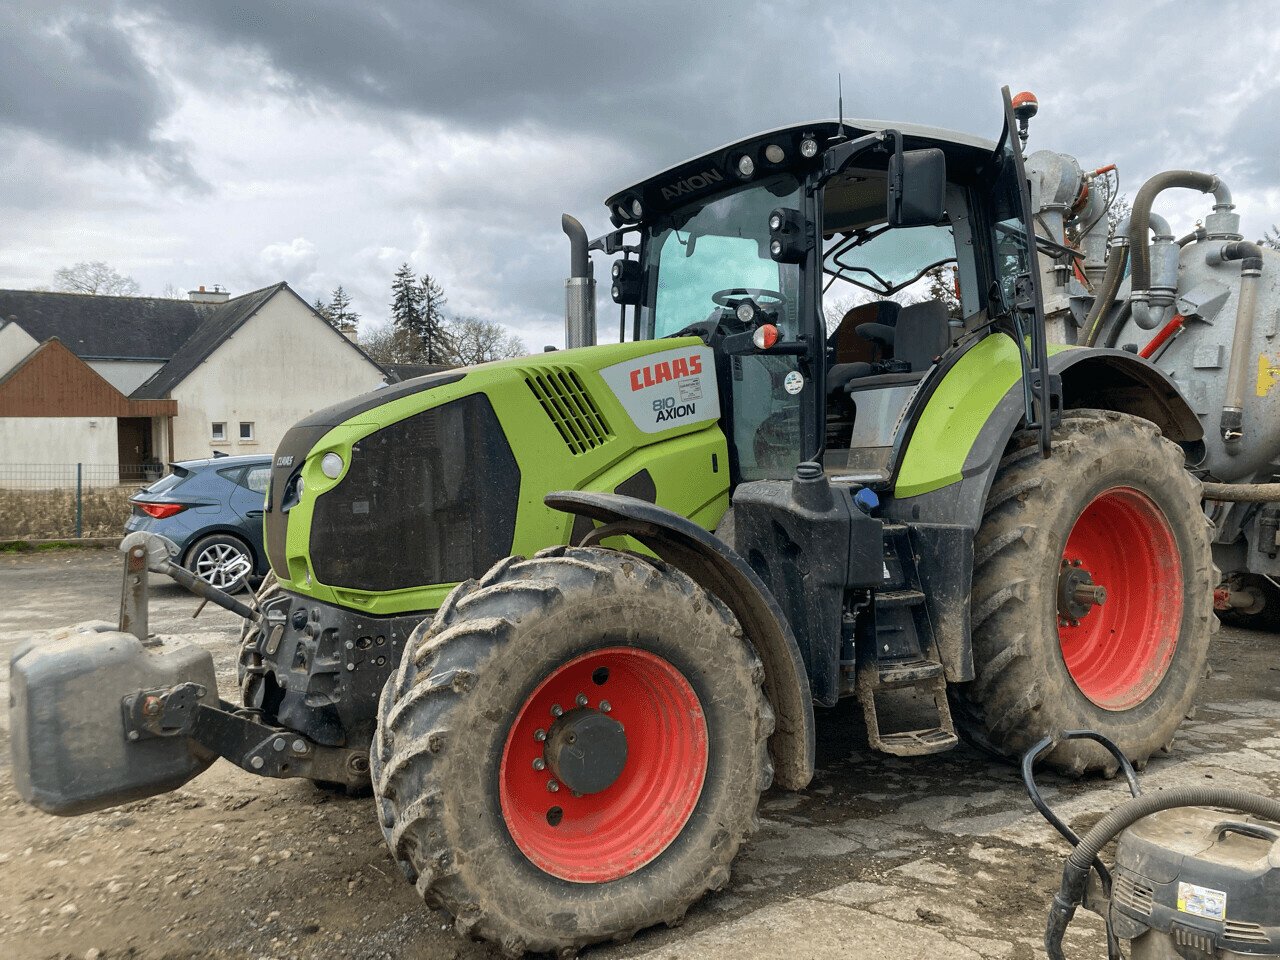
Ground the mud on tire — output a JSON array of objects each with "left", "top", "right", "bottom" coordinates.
[
  {"left": 954, "top": 410, "right": 1215, "bottom": 775},
  {"left": 370, "top": 546, "right": 773, "bottom": 955}
]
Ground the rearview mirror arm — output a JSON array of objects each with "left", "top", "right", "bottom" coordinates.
[{"left": 819, "top": 130, "right": 894, "bottom": 183}]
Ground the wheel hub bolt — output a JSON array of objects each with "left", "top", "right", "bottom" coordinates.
[
  {"left": 547, "top": 779, "right": 560, "bottom": 793},
  {"left": 551, "top": 704, "right": 564, "bottom": 718},
  {"left": 599, "top": 700, "right": 611, "bottom": 713},
  {"left": 532, "top": 757, "right": 546, "bottom": 771},
  {"left": 534, "top": 728, "right": 547, "bottom": 742},
  {"left": 576, "top": 693, "right": 588, "bottom": 707}
]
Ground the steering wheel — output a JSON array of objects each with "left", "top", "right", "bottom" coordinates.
[{"left": 711, "top": 287, "right": 785, "bottom": 309}]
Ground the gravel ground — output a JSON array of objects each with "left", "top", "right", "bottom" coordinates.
[{"left": 1, "top": 548, "right": 1277, "bottom": 960}]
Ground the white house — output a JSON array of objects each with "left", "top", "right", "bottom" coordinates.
[{"left": 0, "top": 283, "right": 388, "bottom": 483}]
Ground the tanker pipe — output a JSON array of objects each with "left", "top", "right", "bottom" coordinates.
[
  {"left": 1201, "top": 480, "right": 1280, "bottom": 502},
  {"left": 561, "top": 214, "right": 596, "bottom": 349},
  {"left": 1083, "top": 213, "right": 1169, "bottom": 347},
  {"left": 1130, "top": 171, "right": 1228, "bottom": 330},
  {"left": 1210, "top": 239, "right": 1265, "bottom": 444},
  {"left": 1082, "top": 238, "right": 1127, "bottom": 347}
]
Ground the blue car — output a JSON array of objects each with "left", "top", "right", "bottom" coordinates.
[{"left": 125, "top": 454, "right": 271, "bottom": 593}]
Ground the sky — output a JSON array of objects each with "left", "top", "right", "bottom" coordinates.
[{"left": 2, "top": 0, "right": 1279, "bottom": 350}]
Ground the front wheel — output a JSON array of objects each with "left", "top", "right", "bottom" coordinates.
[
  {"left": 371, "top": 546, "right": 773, "bottom": 955},
  {"left": 954, "top": 410, "right": 1215, "bottom": 775}
]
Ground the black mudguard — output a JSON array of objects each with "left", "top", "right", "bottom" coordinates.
[{"left": 545, "top": 490, "right": 816, "bottom": 791}]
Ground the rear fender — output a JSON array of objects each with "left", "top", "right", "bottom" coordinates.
[
  {"left": 892, "top": 345, "right": 1202, "bottom": 531},
  {"left": 545, "top": 490, "right": 815, "bottom": 790}
]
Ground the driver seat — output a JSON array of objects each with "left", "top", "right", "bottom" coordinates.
[
  {"left": 830, "top": 299, "right": 951, "bottom": 391},
  {"left": 826, "top": 301, "right": 899, "bottom": 395}
]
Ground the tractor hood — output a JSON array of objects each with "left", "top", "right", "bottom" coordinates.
[{"left": 264, "top": 340, "right": 729, "bottom": 616}]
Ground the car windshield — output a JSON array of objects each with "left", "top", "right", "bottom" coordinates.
[{"left": 639, "top": 174, "right": 803, "bottom": 339}]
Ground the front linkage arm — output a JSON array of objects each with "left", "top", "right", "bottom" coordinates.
[{"left": 118, "top": 531, "right": 372, "bottom": 786}]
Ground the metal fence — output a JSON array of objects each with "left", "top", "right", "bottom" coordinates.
[{"left": 0, "top": 463, "right": 160, "bottom": 539}]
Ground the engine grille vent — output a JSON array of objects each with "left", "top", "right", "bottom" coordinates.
[
  {"left": 1112, "top": 874, "right": 1154, "bottom": 916},
  {"left": 1224, "top": 920, "right": 1270, "bottom": 944},
  {"left": 526, "top": 368, "right": 613, "bottom": 455}
]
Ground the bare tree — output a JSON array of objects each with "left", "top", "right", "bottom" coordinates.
[
  {"left": 159, "top": 283, "right": 184, "bottom": 299},
  {"left": 53, "top": 261, "right": 140, "bottom": 296},
  {"left": 358, "top": 320, "right": 400, "bottom": 364},
  {"left": 1261, "top": 225, "right": 1280, "bottom": 251},
  {"left": 445, "top": 315, "right": 527, "bottom": 365}
]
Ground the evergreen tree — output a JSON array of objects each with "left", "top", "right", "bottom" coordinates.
[
  {"left": 312, "top": 297, "right": 333, "bottom": 325},
  {"left": 388, "top": 263, "right": 423, "bottom": 360},
  {"left": 326, "top": 285, "right": 359, "bottom": 330},
  {"left": 416, "top": 273, "right": 451, "bottom": 364}
]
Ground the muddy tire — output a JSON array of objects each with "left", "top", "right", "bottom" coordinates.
[
  {"left": 1217, "top": 573, "right": 1280, "bottom": 632},
  {"left": 371, "top": 546, "right": 772, "bottom": 956},
  {"left": 954, "top": 410, "right": 1215, "bottom": 775}
]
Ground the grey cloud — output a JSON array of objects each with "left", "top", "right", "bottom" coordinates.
[{"left": 0, "top": 3, "right": 205, "bottom": 189}]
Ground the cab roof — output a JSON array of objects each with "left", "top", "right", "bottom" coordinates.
[{"left": 604, "top": 118, "right": 999, "bottom": 227}]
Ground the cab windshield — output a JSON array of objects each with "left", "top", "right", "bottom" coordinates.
[{"left": 639, "top": 174, "right": 803, "bottom": 339}]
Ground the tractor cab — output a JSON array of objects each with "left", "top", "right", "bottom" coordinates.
[{"left": 597, "top": 92, "right": 1052, "bottom": 489}]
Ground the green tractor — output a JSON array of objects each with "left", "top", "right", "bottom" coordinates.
[{"left": 11, "top": 89, "right": 1214, "bottom": 954}]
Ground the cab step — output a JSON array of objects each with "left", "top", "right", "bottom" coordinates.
[
  {"left": 852, "top": 522, "right": 958, "bottom": 757},
  {"left": 856, "top": 663, "right": 958, "bottom": 757}
]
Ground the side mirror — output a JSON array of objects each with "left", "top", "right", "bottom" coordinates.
[{"left": 888, "top": 147, "right": 946, "bottom": 227}]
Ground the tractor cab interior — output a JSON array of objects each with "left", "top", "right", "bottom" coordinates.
[{"left": 819, "top": 169, "right": 963, "bottom": 478}]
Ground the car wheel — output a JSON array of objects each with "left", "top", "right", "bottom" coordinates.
[{"left": 186, "top": 533, "right": 255, "bottom": 594}]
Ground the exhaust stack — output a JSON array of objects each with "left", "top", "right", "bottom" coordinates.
[{"left": 562, "top": 214, "right": 596, "bottom": 349}]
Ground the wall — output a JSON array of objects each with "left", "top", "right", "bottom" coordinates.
[
  {"left": 86, "top": 359, "right": 164, "bottom": 395},
  {"left": 0, "top": 417, "right": 120, "bottom": 488},
  {"left": 0, "top": 321, "right": 38, "bottom": 377},
  {"left": 170, "top": 292, "right": 386, "bottom": 460}
]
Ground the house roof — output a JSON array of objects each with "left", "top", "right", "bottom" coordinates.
[
  {"left": 0, "top": 337, "right": 176, "bottom": 418},
  {"left": 0, "top": 283, "right": 386, "bottom": 402},
  {"left": 131, "top": 284, "right": 285, "bottom": 399},
  {"left": 0, "top": 289, "right": 211, "bottom": 360},
  {"left": 382, "top": 362, "right": 454, "bottom": 382}
]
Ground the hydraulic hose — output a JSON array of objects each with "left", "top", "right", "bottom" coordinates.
[
  {"left": 1215, "top": 240, "right": 1265, "bottom": 443},
  {"left": 1201, "top": 480, "right": 1280, "bottom": 502},
  {"left": 1100, "top": 300, "right": 1132, "bottom": 350},
  {"left": 1046, "top": 787, "right": 1280, "bottom": 960},
  {"left": 1130, "top": 171, "right": 1229, "bottom": 328},
  {"left": 1082, "top": 243, "right": 1128, "bottom": 347}
]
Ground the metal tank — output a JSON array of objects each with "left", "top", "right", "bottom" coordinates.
[{"left": 1023, "top": 126, "right": 1280, "bottom": 605}]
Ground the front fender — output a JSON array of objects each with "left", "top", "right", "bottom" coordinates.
[{"left": 545, "top": 490, "right": 815, "bottom": 791}]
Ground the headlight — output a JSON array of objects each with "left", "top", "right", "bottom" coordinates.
[{"left": 320, "top": 452, "right": 344, "bottom": 479}]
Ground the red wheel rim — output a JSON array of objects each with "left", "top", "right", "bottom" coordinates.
[
  {"left": 498, "top": 647, "right": 708, "bottom": 883},
  {"left": 1058, "top": 486, "right": 1182, "bottom": 710}
]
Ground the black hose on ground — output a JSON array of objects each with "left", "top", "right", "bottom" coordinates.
[
  {"left": 1046, "top": 787, "right": 1280, "bottom": 960},
  {"left": 1202, "top": 481, "right": 1280, "bottom": 502},
  {"left": 1082, "top": 245, "right": 1128, "bottom": 347},
  {"left": 1130, "top": 170, "right": 1223, "bottom": 296}
]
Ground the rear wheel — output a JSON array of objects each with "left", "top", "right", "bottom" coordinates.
[
  {"left": 955, "top": 410, "right": 1214, "bottom": 774},
  {"left": 371, "top": 546, "right": 772, "bottom": 955},
  {"left": 185, "top": 533, "right": 255, "bottom": 594}
]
